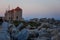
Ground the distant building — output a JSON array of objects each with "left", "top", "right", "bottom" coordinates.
[
  {"left": 40, "top": 18, "right": 48, "bottom": 22},
  {"left": 30, "top": 18, "right": 40, "bottom": 22},
  {"left": 5, "top": 7, "right": 22, "bottom": 21}
]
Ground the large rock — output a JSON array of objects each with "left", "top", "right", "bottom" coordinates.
[
  {"left": 2, "top": 22, "right": 9, "bottom": 32},
  {"left": 16, "top": 29, "right": 29, "bottom": 40},
  {"left": 0, "top": 22, "right": 10, "bottom": 40},
  {"left": 0, "top": 32, "right": 10, "bottom": 40}
]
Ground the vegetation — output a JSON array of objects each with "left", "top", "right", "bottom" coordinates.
[
  {"left": 13, "top": 21, "right": 21, "bottom": 26},
  {"left": 28, "top": 22, "right": 41, "bottom": 27}
]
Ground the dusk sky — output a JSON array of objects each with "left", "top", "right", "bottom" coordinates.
[{"left": 0, "top": 0, "right": 60, "bottom": 20}]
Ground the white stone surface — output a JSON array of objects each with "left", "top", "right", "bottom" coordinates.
[
  {"left": 0, "top": 22, "right": 10, "bottom": 40},
  {"left": 16, "top": 29, "right": 29, "bottom": 40},
  {"left": 17, "top": 23, "right": 23, "bottom": 29}
]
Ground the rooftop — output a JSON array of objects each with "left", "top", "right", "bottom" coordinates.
[{"left": 8, "top": 7, "right": 22, "bottom": 13}]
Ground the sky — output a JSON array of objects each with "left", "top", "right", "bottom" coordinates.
[{"left": 0, "top": 0, "right": 60, "bottom": 20}]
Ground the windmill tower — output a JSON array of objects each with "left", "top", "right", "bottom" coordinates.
[
  {"left": 5, "top": 5, "right": 11, "bottom": 22},
  {"left": 5, "top": 4, "right": 22, "bottom": 22}
]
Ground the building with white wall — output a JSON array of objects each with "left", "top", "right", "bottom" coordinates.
[{"left": 5, "top": 7, "right": 22, "bottom": 21}]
